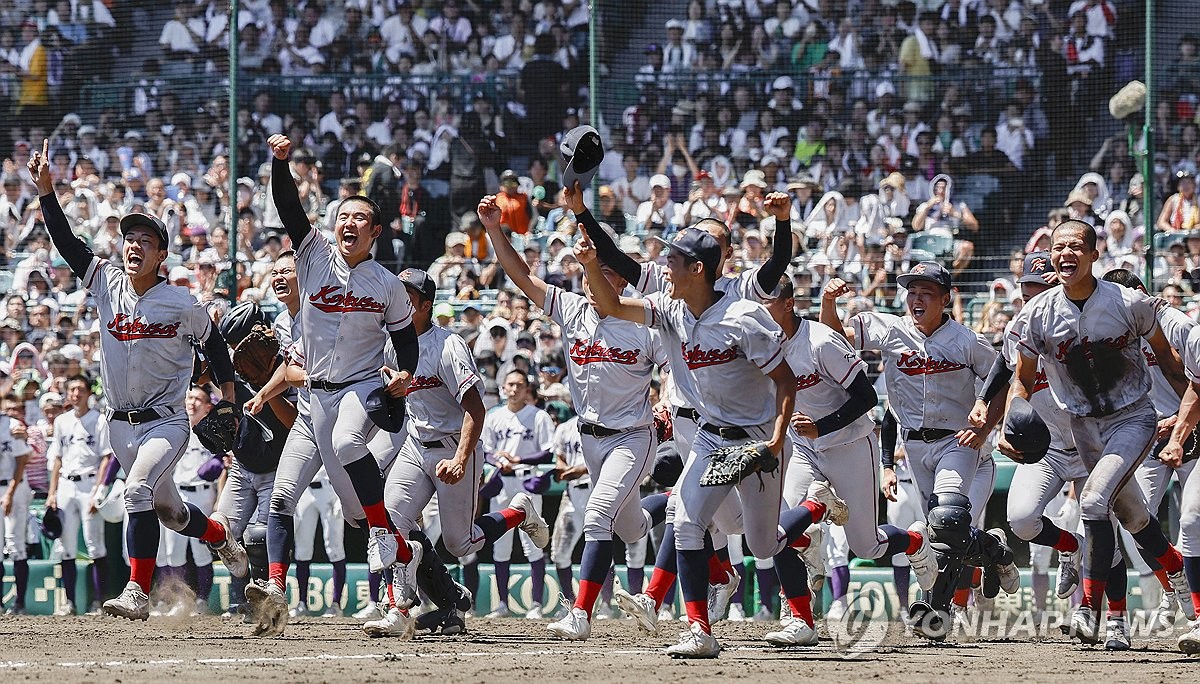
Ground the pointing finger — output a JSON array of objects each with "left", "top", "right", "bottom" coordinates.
[{"left": 42, "top": 138, "right": 49, "bottom": 159}]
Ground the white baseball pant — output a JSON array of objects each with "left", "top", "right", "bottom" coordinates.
[
  {"left": 786, "top": 435, "right": 889, "bottom": 559},
  {"left": 216, "top": 461, "right": 274, "bottom": 540},
  {"left": 295, "top": 480, "right": 345, "bottom": 563},
  {"left": 2, "top": 480, "right": 33, "bottom": 561},
  {"left": 903, "top": 433, "right": 981, "bottom": 514},
  {"left": 1069, "top": 398, "right": 1158, "bottom": 531},
  {"left": 551, "top": 484, "right": 588, "bottom": 569},
  {"left": 108, "top": 414, "right": 193, "bottom": 531},
  {"left": 580, "top": 426, "right": 655, "bottom": 543},
  {"left": 55, "top": 474, "right": 107, "bottom": 560}
]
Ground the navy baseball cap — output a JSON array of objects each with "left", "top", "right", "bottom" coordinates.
[
  {"left": 896, "top": 261, "right": 952, "bottom": 292},
  {"left": 365, "top": 387, "right": 406, "bottom": 433},
  {"left": 1002, "top": 396, "right": 1050, "bottom": 464},
  {"left": 120, "top": 213, "right": 169, "bottom": 249},
  {"left": 653, "top": 228, "right": 721, "bottom": 278},
  {"left": 399, "top": 268, "right": 436, "bottom": 302},
  {"left": 559, "top": 125, "right": 604, "bottom": 191},
  {"left": 1018, "top": 251, "right": 1053, "bottom": 284}
]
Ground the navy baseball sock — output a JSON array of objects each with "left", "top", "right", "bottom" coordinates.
[
  {"left": 556, "top": 565, "right": 576, "bottom": 602},
  {"left": 1028, "top": 517, "right": 1073, "bottom": 548},
  {"left": 709, "top": 537, "right": 734, "bottom": 584},
  {"left": 778, "top": 504, "right": 821, "bottom": 545},
  {"left": 663, "top": 582, "right": 677, "bottom": 610},
  {"left": 627, "top": 566, "right": 645, "bottom": 594},
  {"left": 196, "top": 564, "right": 214, "bottom": 605},
  {"left": 91, "top": 559, "right": 109, "bottom": 603},
  {"left": 677, "top": 548, "right": 712, "bottom": 632},
  {"left": 127, "top": 510, "right": 160, "bottom": 591},
  {"left": 343, "top": 454, "right": 404, "bottom": 546},
  {"left": 530, "top": 557, "right": 547, "bottom": 607},
  {"left": 575, "top": 541, "right": 613, "bottom": 616},
  {"left": 1081, "top": 519, "right": 1115, "bottom": 610},
  {"left": 881, "top": 524, "right": 916, "bottom": 556},
  {"left": 332, "top": 560, "right": 347, "bottom": 605},
  {"left": 1106, "top": 556, "right": 1128, "bottom": 616},
  {"left": 894, "top": 566, "right": 911, "bottom": 610},
  {"left": 644, "top": 524, "right": 678, "bottom": 607},
  {"left": 494, "top": 561, "right": 511, "bottom": 606},
  {"left": 1130, "top": 516, "right": 1182, "bottom": 573},
  {"left": 178, "top": 503, "right": 225, "bottom": 543},
  {"left": 1184, "top": 556, "right": 1200, "bottom": 616},
  {"left": 755, "top": 566, "right": 778, "bottom": 612},
  {"left": 367, "top": 571, "right": 382, "bottom": 604},
  {"left": 641, "top": 493, "right": 670, "bottom": 527},
  {"left": 266, "top": 512, "right": 294, "bottom": 590},
  {"left": 296, "top": 560, "right": 311, "bottom": 606},
  {"left": 462, "top": 559, "right": 480, "bottom": 606},
  {"left": 476, "top": 508, "right": 525, "bottom": 541},
  {"left": 830, "top": 566, "right": 850, "bottom": 603},
  {"left": 61, "top": 559, "right": 78, "bottom": 605}
]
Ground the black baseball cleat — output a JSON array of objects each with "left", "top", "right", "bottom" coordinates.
[{"left": 908, "top": 601, "right": 948, "bottom": 642}]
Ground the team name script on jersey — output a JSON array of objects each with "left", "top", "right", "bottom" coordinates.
[
  {"left": 895, "top": 350, "right": 967, "bottom": 376},
  {"left": 308, "top": 286, "right": 386, "bottom": 314},
  {"left": 568, "top": 339, "right": 641, "bottom": 365},
  {"left": 406, "top": 375, "right": 445, "bottom": 394},
  {"left": 795, "top": 372, "right": 822, "bottom": 390},
  {"left": 106, "top": 314, "right": 181, "bottom": 341},
  {"left": 681, "top": 343, "right": 739, "bottom": 370},
  {"left": 1053, "top": 334, "right": 1132, "bottom": 363}
]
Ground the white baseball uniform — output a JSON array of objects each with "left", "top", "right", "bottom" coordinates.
[
  {"left": 383, "top": 324, "right": 492, "bottom": 557},
  {"left": 49, "top": 408, "right": 110, "bottom": 561},
  {"left": 483, "top": 403, "right": 555, "bottom": 563},
  {"left": 0, "top": 416, "right": 33, "bottom": 563},
  {"left": 550, "top": 417, "right": 589, "bottom": 570},
  {"left": 294, "top": 467, "right": 345, "bottom": 563}
]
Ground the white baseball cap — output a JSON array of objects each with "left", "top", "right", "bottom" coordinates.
[
  {"left": 650, "top": 174, "right": 671, "bottom": 190},
  {"left": 773, "top": 76, "right": 794, "bottom": 91}
]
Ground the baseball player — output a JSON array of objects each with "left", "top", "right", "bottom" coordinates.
[
  {"left": 482, "top": 370, "right": 556, "bottom": 619},
  {"left": 291, "top": 466, "right": 346, "bottom": 619},
  {"left": 821, "top": 261, "right": 1020, "bottom": 640},
  {"left": 29, "top": 139, "right": 248, "bottom": 621},
  {"left": 573, "top": 187, "right": 795, "bottom": 635},
  {"left": 157, "top": 387, "right": 224, "bottom": 615},
  {"left": 46, "top": 375, "right": 112, "bottom": 616},
  {"left": 0, "top": 392, "right": 32, "bottom": 615},
  {"left": 242, "top": 249, "right": 370, "bottom": 637},
  {"left": 580, "top": 226, "right": 817, "bottom": 659},
  {"left": 1002, "top": 219, "right": 1192, "bottom": 643},
  {"left": 1101, "top": 268, "right": 1198, "bottom": 634},
  {"left": 480, "top": 195, "right": 664, "bottom": 640},
  {"left": 366, "top": 268, "right": 546, "bottom": 638},
  {"left": 758, "top": 278, "right": 937, "bottom": 645},
  {"left": 549, "top": 407, "right": 588, "bottom": 610},
  {"left": 1160, "top": 319, "right": 1200, "bottom": 654},
  {"left": 264, "top": 134, "right": 423, "bottom": 630}
]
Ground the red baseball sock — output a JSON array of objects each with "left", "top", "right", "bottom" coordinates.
[
  {"left": 801, "top": 499, "right": 826, "bottom": 522},
  {"left": 385, "top": 580, "right": 396, "bottom": 608},
  {"left": 362, "top": 501, "right": 412, "bottom": 562},
  {"left": 1055, "top": 530, "right": 1079, "bottom": 552},
  {"left": 645, "top": 568, "right": 675, "bottom": 609},
  {"left": 1155, "top": 547, "right": 1184, "bottom": 575},
  {"left": 499, "top": 507, "right": 526, "bottom": 530},
  {"left": 199, "top": 517, "right": 226, "bottom": 544},
  {"left": 708, "top": 555, "right": 730, "bottom": 584},
  {"left": 1108, "top": 598, "right": 1127, "bottom": 618},
  {"left": 130, "top": 557, "right": 155, "bottom": 593},
  {"left": 905, "top": 531, "right": 922, "bottom": 555},
  {"left": 785, "top": 595, "right": 814, "bottom": 627},
  {"left": 952, "top": 588, "right": 970, "bottom": 607},
  {"left": 575, "top": 580, "right": 603, "bottom": 617},
  {"left": 684, "top": 600, "right": 711, "bottom": 633},
  {"left": 1153, "top": 568, "right": 1171, "bottom": 591},
  {"left": 789, "top": 533, "right": 812, "bottom": 550},
  {"left": 269, "top": 562, "right": 288, "bottom": 591},
  {"left": 971, "top": 567, "right": 983, "bottom": 589},
  {"left": 1191, "top": 592, "right": 1200, "bottom": 616},
  {"left": 1081, "top": 579, "right": 1106, "bottom": 610}
]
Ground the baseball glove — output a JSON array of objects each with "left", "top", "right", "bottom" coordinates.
[
  {"left": 193, "top": 400, "right": 240, "bottom": 454},
  {"left": 653, "top": 404, "right": 673, "bottom": 443},
  {"left": 232, "top": 323, "right": 280, "bottom": 386},
  {"left": 699, "top": 441, "right": 778, "bottom": 488}
]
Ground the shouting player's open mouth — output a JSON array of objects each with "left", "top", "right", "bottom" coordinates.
[{"left": 1057, "top": 256, "right": 1078, "bottom": 278}]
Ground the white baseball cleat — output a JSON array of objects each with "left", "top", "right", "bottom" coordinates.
[
  {"left": 247, "top": 581, "right": 290, "bottom": 637},
  {"left": 906, "top": 522, "right": 938, "bottom": 592},
  {"left": 1149, "top": 591, "right": 1180, "bottom": 636},
  {"left": 546, "top": 606, "right": 592, "bottom": 641},
  {"left": 485, "top": 602, "right": 512, "bottom": 618},
  {"left": 509, "top": 492, "right": 550, "bottom": 548},
  {"left": 389, "top": 540, "right": 423, "bottom": 610},
  {"left": 765, "top": 619, "right": 818, "bottom": 646},
  {"left": 1178, "top": 619, "right": 1200, "bottom": 655},
  {"left": 707, "top": 565, "right": 740, "bottom": 624},
  {"left": 1055, "top": 535, "right": 1082, "bottom": 599},
  {"left": 352, "top": 600, "right": 382, "bottom": 620},
  {"left": 799, "top": 528, "right": 826, "bottom": 592},
  {"left": 1105, "top": 616, "right": 1130, "bottom": 651},
  {"left": 366, "top": 528, "right": 399, "bottom": 573},
  {"left": 665, "top": 621, "right": 721, "bottom": 659},
  {"left": 657, "top": 607, "right": 674, "bottom": 625},
  {"left": 806, "top": 481, "right": 849, "bottom": 525},
  {"left": 614, "top": 589, "right": 659, "bottom": 634},
  {"left": 363, "top": 606, "right": 415, "bottom": 640},
  {"left": 525, "top": 602, "right": 544, "bottom": 620},
  {"left": 54, "top": 601, "right": 76, "bottom": 616},
  {"left": 727, "top": 603, "right": 747, "bottom": 622},
  {"left": 1168, "top": 570, "right": 1197, "bottom": 620},
  {"left": 102, "top": 581, "right": 149, "bottom": 621},
  {"left": 1063, "top": 606, "right": 1101, "bottom": 645},
  {"left": 208, "top": 512, "right": 249, "bottom": 578}
]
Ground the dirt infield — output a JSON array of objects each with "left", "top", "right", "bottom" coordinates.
[{"left": 0, "top": 613, "right": 1195, "bottom": 682}]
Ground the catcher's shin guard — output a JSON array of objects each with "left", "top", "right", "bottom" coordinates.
[
  {"left": 908, "top": 494, "right": 973, "bottom": 640},
  {"left": 411, "top": 530, "right": 470, "bottom": 611},
  {"left": 244, "top": 523, "right": 270, "bottom": 582}
]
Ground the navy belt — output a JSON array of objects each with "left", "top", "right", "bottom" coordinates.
[
  {"left": 903, "top": 428, "right": 956, "bottom": 443},
  {"left": 111, "top": 408, "right": 164, "bottom": 424},
  {"left": 179, "top": 484, "right": 213, "bottom": 492},
  {"left": 676, "top": 407, "right": 700, "bottom": 422},
  {"left": 66, "top": 473, "right": 96, "bottom": 482},
  {"left": 579, "top": 422, "right": 621, "bottom": 438},
  {"left": 310, "top": 379, "right": 356, "bottom": 392},
  {"left": 701, "top": 423, "right": 749, "bottom": 440}
]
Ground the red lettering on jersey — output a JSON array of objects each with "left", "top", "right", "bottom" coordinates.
[
  {"left": 795, "top": 372, "right": 822, "bottom": 390},
  {"left": 406, "top": 375, "right": 445, "bottom": 394},
  {"left": 308, "top": 285, "right": 386, "bottom": 314},
  {"left": 1032, "top": 369, "right": 1050, "bottom": 394},
  {"left": 568, "top": 339, "right": 641, "bottom": 366},
  {"left": 895, "top": 350, "right": 967, "bottom": 376},
  {"left": 1142, "top": 347, "right": 1158, "bottom": 367},
  {"left": 1053, "top": 334, "right": 1132, "bottom": 363},
  {"left": 681, "top": 343, "right": 740, "bottom": 370},
  {"left": 106, "top": 313, "right": 182, "bottom": 341}
]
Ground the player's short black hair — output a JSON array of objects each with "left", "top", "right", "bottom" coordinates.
[
  {"left": 275, "top": 249, "right": 296, "bottom": 261},
  {"left": 337, "top": 195, "right": 383, "bottom": 227},
  {"left": 1051, "top": 219, "right": 1098, "bottom": 251},
  {"left": 694, "top": 217, "right": 731, "bottom": 248},
  {"left": 1102, "top": 268, "right": 1146, "bottom": 291}
]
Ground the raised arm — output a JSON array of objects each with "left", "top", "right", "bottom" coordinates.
[
  {"left": 819, "top": 277, "right": 854, "bottom": 342},
  {"left": 267, "top": 134, "right": 312, "bottom": 247},
  {"left": 575, "top": 223, "right": 652, "bottom": 324},
  {"left": 757, "top": 192, "right": 797, "bottom": 292},
  {"left": 28, "top": 139, "right": 93, "bottom": 279},
  {"left": 476, "top": 195, "right": 549, "bottom": 305},
  {"left": 563, "top": 181, "right": 642, "bottom": 285}
]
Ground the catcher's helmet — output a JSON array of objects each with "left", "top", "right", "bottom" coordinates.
[
  {"left": 1002, "top": 396, "right": 1051, "bottom": 464},
  {"left": 219, "top": 301, "right": 270, "bottom": 347}
]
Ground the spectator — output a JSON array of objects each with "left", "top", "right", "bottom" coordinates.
[
  {"left": 1157, "top": 170, "right": 1200, "bottom": 234},
  {"left": 636, "top": 174, "right": 677, "bottom": 233},
  {"left": 496, "top": 169, "right": 533, "bottom": 235},
  {"left": 898, "top": 13, "right": 938, "bottom": 103}
]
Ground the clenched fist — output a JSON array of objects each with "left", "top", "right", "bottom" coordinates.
[{"left": 267, "top": 134, "right": 292, "bottom": 160}]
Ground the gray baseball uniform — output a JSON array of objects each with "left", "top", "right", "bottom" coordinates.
[{"left": 1171, "top": 325, "right": 1200, "bottom": 557}]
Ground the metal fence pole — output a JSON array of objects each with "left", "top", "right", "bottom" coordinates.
[{"left": 228, "top": 0, "right": 240, "bottom": 304}]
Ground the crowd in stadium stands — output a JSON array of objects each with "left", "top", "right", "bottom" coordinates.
[{"left": 6, "top": 2, "right": 1200, "bottom": 527}]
